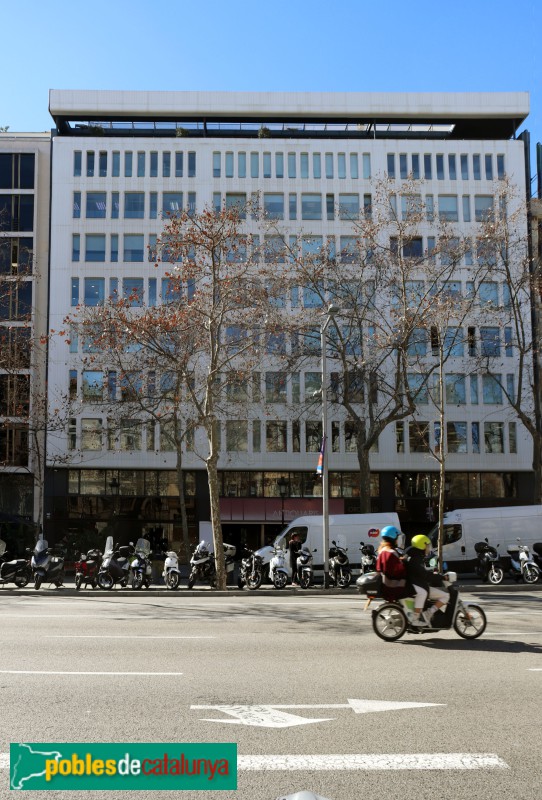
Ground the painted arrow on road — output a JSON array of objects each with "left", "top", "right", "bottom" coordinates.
[{"left": 191, "top": 698, "right": 445, "bottom": 728}]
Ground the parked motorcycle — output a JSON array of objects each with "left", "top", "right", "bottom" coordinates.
[
  {"left": 162, "top": 550, "right": 182, "bottom": 589},
  {"left": 507, "top": 539, "right": 540, "bottom": 584},
  {"left": 187, "top": 541, "right": 236, "bottom": 589},
  {"left": 237, "top": 547, "right": 265, "bottom": 590},
  {"left": 31, "top": 539, "right": 65, "bottom": 590},
  {"left": 74, "top": 548, "right": 102, "bottom": 590},
  {"left": 296, "top": 545, "right": 317, "bottom": 589},
  {"left": 359, "top": 541, "right": 377, "bottom": 575},
  {"left": 474, "top": 538, "right": 504, "bottom": 585},
  {"left": 131, "top": 538, "right": 152, "bottom": 590},
  {"left": 357, "top": 570, "right": 486, "bottom": 641},
  {"left": 532, "top": 543, "right": 542, "bottom": 573},
  {"left": 97, "top": 537, "right": 134, "bottom": 590},
  {"left": 329, "top": 540, "right": 351, "bottom": 588},
  {"left": 0, "top": 539, "right": 32, "bottom": 588},
  {"left": 269, "top": 545, "right": 289, "bottom": 590}
]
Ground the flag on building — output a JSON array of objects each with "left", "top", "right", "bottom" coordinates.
[{"left": 316, "top": 435, "right": 326, "bottom": 476}]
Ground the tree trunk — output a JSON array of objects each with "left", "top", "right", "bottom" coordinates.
[
  {"left": 356, "top": 444, "right": 372, "bottom": 514},
  {"left": 206, "top": 420, "right": 226, "bottom": 590}
]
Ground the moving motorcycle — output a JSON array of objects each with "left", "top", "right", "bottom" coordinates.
[
  {"left": 187, "top": 541, "right": 236, "bottom": 589},
  {"left": 474, "top": 538, "right": 504, "bottom": 585},
  {"left": 269, "top": 545, "right": 289, "bottom": 590},
  {"left": 357, "top": 571, "right": 486, "bottom": 641},
  {"left": 507, "top": 539, "right": 540, "bottom": 584},
  {"left": 328, "top": 540, "right": 351, "bottom": 588},
  {"left": 74, "top": 548, "right": 102, "bottom": 590},
  {"left": 162, "top": 550, "right": 182, "bottom": 589},
  {"left": 131, "top": 538, "right": 152, "bottom": 590},
  {"left": 0, "top": 539, "right": 32, "bottom": 588},
  {"left": 31, "top": 539, "right": 65, "bottom": 590},
  {"left": 97, "top": 537, "right": 134, "bottom": 590},
  {"left": 359, "top": 541, "right": 377, "bottom": 575},
  {"left": 237, "top": 547, "right": 265, "bottom": 590},
  {"left": 296, "top": 545, "right": 317, "bottom": 589}
]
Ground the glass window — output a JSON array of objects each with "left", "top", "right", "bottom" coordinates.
[
  {"left": 82, "top": 371, "right": 104, "bottom": 402},
  {"left": 479, "top": 281, "right": 498, "bottom": 306},
  {"left": 475, "top": 195, "right": 494, "bottom": 222},
  {"left": 387, "top": 154, "right": 395, "bottom": 178},
  {"left": 362, "top": 153, "right": 371, "bottom": 179},
  {"left": 326, "top": 193, "right": 334, "bottom": 220},
  {"left": 112, "top": 151, "right": 120, "bottom": 177},
  {"left": 480, "top": 327, "right": 500, "bottom": 357},
  {"left": 300, "top": 153, "right": 309, "bottom": 179},
  {"left": 436, "top": 154, "right": 444, "bottom": 179},
  {"left": 399, "top": 154, "right": 408, "bottom": 179},
  {"left": 137, "top": 152, "right": 145, "bottom": 177},
  {"left": 226, "top": 420, "right": 248, "bottom": 452},
  {"left": 111, "top": 234, "right": 118, "bottom": 262},
  {"left": 482, "top": 375, "right": 503, "bottom": 404},
  {"left": 150, "top": 152, "right": 158, "bottom": 177},
  {"left": 325, "top": 153, "right": 333, "bottom": 179},
  {"left": 225, "top": 152, "right": 234, "bottom": 178},
  {"left": 162, "top": 152, "right": 171, "bottom": 177},
  {"left": 250, "top": 152, "right": 259, "bottom": 178},
  {"left": 407, "top": 373, "right": 429, "bottom": 404},
  {"left": 306, "top": 421, "right": 322, "bottom": 453},
  {"left": 485, "top": 154, "right": 493, "bottom": 180},
  {"left": 266, "top": 421, "right": 287, "bottom": 452},
  {"left": 74, "top": 151, "right": 82, "bottom": 177},
  {"left": 505, "top": 327, "right": 513, "bottom": 356},
  {"left": 448, "top": 154, "right": 457, "bottom": 180},
  {"left": 497, "top": 155, "right": 505, "bottom": 179},
  {"left": 73, "top": 192, "right": 81, "bottom": 219},
  {"left": 174, "top": 151, "right": 183, "bottom": 178},
  {"left": 226, "top": 192, "right": 247, "bottom": 218},
  {"left": 120, "top": 419, "right": 142, "bottom": 451},
  {"left": 339, "top": 194, "right": 359, "bottom": 220},
  {"left": 460, "top": 154, "right": 469, "bottom": 179},
  {"left": 71, "top": 277, "right": 79, "bottom": 306},
  {"left": 470, "top": 375, "right": 479, "bottom": 404},
  {"left": 312, "top": 153, "right": 321, "bottom": 179},
  {"left": 438, "top": 195, "right": 458, "bottom": 221},
  {"left": 339, "top": 236, "right": 357, "bottom": 264},
  {"left": 124, "top": 152, "right": 133, "bottom": 177},
  {"left": 72, "top": 234, "right": 80, "bottom": 262},
  {"left": 238, "top": 152, "right": 246, "bottom": 178},
  {"left": 407, "top": 328, "right": 427, "bottom": 357},
  {"left": 473, "top": 154, "right": 481, "bottom": 180},
  {"left": 86, "top": 151, "right": 95, "bottom": 177},
  {"left": 86, "top": 191, "right": 107, "bottom": 219},
  {"left": 484, "top": 422, "right": 504, "bottom": 453},
  {"left": 471, "top": 422, "right": 480, "bottom": 453},
  {"left": 265, "top": 372, "right": 287, "bottom": 403},
  {"left": 396, "top": 421, "right": 405, "bottom": 453},
  {"left": 263, "top": 152, "right": 272, "bottom": 178},
  {"left": 445, "top": 374, "right": 466, "bottom": 405},
  {"left": 462, "top": 195, "right": 471, "bottom": 222},
  {"left": 81, "top": 419, "right": 102, "bottom": 451},
  {"left": 301, "top": 194, "right": 322, "bottom": 220},
  {"left": 509, "top": 422, "right": 517, "bottom": 454},
  {"left": 123, "top": 278, "right": 144, "bottom": 307},
  {"left": 124, "top": 234, "right": 144, "bottom": 262},
  {"left": 338, "top": 153, "right": 346, "bottom": 179},
  {"left": 423, "top": 154, "right": 432, "bottom": 179},
  {"left": 264, "top": 193, "right": 284, "bottom": 219},
  {"left": 411, "top": 154, "right": 420, "bottom": 179},
  {"left": 275, "top": 152, "right": 284, "bottom": 178},
  {"left": 84, "top": 277, "right": 105, "bottom": 306},
  {"left": 162, "top": 192, "right": 183, "bottom": 215},
  {"left": 350, "top": 153, "right": 359, "bottom": 179},
  {"left": 85, "top": 235, "right": 106, "bottom": 262},
  {"left": 124, "top": 192, "right": 145, "bottom": 219},
  {"left": 409, "top": 421, "right": 429, "bottom": 452},
  {"left": 149, "top": 192, "right": 157, "bottom": 219},
  {"left": 288, "top": 153, "right": 296, "bottom": 178},
  {"left": 447, "top": 422, "right": 467, "bottom": 453},
  {"left": 111, "top": 191, "right": 119, "bottom": 219},
  {"left": 289, "top": 193, "right": 297, "bottom": 220},
  {"left": 401, "top": 194, "right": 422, "bottom": 220},
  {"left": 188, "top": 152, "right": 196, "bottom": 177}
]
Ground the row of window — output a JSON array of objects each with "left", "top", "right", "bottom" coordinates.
[
  {"left": 391, "top": 193, "right": 497, "bottom": 223},
  {"left": 407, "top": 372, "right": 515, "bottom": 405},
  {"left": 396, "top": 420, "right": 517, "bottom": 455},
  {"left": 387, "top": 152, "right": 505, "bottom": 182},
  {"left": 212, "top": 151, "right": 372, "bottom": 180},
  {"left": 73, "top": 190, "right": 197, "bottom": 219},
  {"left": 73, "top": 150, "right": 197, "bottom": 179},
  {"left": 0, "top": 154, "right": 35, "bottom": 190},
  {"left": 69, "top": 416, "right": 517, "bottom": 456}
]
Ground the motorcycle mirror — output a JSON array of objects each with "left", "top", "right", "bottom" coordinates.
[
  {"left": 485, "top": 537, "right": 489, "bottom": 543},
  {"left": 331, "top": 540, "right": 336, "bottom": 545},
  {"left": 129, "top": 542, "right": 134, "bottom": 546}
]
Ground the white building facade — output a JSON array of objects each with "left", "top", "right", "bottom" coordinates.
[{"left": 45, "top": 91, "right": 533, "bottom": 551}]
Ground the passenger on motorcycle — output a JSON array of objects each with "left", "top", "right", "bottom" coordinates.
[
  {"left": 404, "top": 535, "right": 449, "bottom": 626},
  {"left": 375, "top": 526, "right": 408, "bottom": 601}
]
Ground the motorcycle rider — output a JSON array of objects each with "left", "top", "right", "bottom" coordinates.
[
  {"left": 403, "top": 534, "right": 448, "bottom": 626},
  {"left": 375, "top": 526, "right": 407, "bottom": 601},
  {"left": 289, "top": 532, "right": 303, "bottom": 586}
]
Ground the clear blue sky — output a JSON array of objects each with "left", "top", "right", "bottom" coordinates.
[{"left": 4, "top": 0, "right": 541, "bottom": 170}]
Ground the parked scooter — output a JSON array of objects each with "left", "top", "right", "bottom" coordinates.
[
  {"left": 507, "top": 538, "right": 540, "bottom": 584},
  {"left": 359, "top": 541, "right": 377, "bottom": 575},
  {"left": 97, "top": 537, "right": 134, "bottom": 590},
  {"left": 269, "top": 545, "right": 289, "bottom": 589},
  {"left": 131, "top": 538, "right": 152, "bottom": 590},
  {"left": 74, "top": 548, "right": 102, "bottom": 590},
  {"left": 328, "top": 540, "right": 351, "bottom": 588},
  {"left": 532, "top": 543, "right": 542, "bottom": 573},
  {"left": 0, "top": 539, "right": 32, "bottom": 588},
  {"left": 31, "top": 539, "right": 65, "bottom": 590},
  {"left": 474, "top": 538, "right": 504, "bottom": 585},
  {"left": 162, "top": 550, "right": 182, "bottom": 589},
  {"left": 357, "top": 570, "right": 487, "bottom": 641},
  {"left": 237, "top": 547, "right": 265, "bottom": 590},
  {"left": 187, "top": 541, "right": 236, "bottom": 589},
  {"left": 296, "top": 545, "right": 317, "bottom": 589}
]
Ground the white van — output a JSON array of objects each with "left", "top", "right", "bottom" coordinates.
[
  {"left": 432, "top": 506, "right": 542, "bottom": 570},
  {"left": 257, "top": 512, "right": 401, "bottom": 576}
]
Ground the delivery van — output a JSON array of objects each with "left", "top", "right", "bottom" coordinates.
[
  {"left": 431, "top": 505, "right": 542, "bottom": 571},
  {"left": 256, "top": 512, "right": 401, "bottom": 575}
]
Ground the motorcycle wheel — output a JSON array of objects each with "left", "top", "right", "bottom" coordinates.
[
  {"left": 523, "top": 565, "right": 540, "bottom": 584},
  {"left": 15, "top": 572, "right": 30, "bottom": 588},
  {"left": 132, "top": 572, "right": 143, "bottom": 590},
  {"left": 453, "top": 603, "right": 486, "bottom": 639},
  {"left": 337, "top": 570, "right": 352, "bottom": 589},
  {"left": 299, "top": 573, "right": 311, "bottom": 589},
  {"left": 34, "top": 574, "right": 42, "bottom": 590},
  {"left": 74, "top": 573, "right": 83, "bottom": 591},
  {"left": 167, "top": 572, "right": 180, "bottom": 590},
  {"left": 97, "top": 572, "right": 114, "bottom": 590},
  {"left": 273, "top": 571, "right": 288, "bottom": 590},
  {"left": 187, "top": 572, "right": 196, "bottom": 589},
  {"left": 372, "top": 603, "right": 407, "bottom": 642},
  {"left": 488, "top": 566, "right": 504, "bottom": 585},
  {"left": 246, "top": 572, "right": 262, "bottom": 591}
]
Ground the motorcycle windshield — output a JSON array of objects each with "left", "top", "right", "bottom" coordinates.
[
  {"left": 135, "top": 538, "right": 151, "bottom": 556},
  {"left": 0, "top": 539, "right": 6, "bottom": 557},
  {"left": 34, "top": 540, "right": 48, "bottom": 556},
  {"left": 103, "top": 536, "right": 115, "bottom": 557}
]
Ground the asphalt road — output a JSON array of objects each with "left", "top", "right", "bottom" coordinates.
[{"left": 1, "top": 588, "right": 541, "bottom": 799}]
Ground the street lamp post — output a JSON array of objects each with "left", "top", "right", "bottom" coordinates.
[{"left": 321, "top": 304, "right": 339, "bottom": 588}]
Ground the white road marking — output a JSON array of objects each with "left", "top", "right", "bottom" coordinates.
[
  {"left": 528, "top": 669, "right": 542, "bottom": 671},
  {"left": 237, "top": 753, "right": 509, "bottom": 770},
  {"left": 0, "top": 753, "right": 8, "bottom": 770},
  {"left": 192, "top": 699, "right": 444, "bottom": 727},
  {"left": 44, "top": 635, "right": 214, "bottom": 639},
  {"left": 0, "top": 670, "right": 183, "bottom": 676}
]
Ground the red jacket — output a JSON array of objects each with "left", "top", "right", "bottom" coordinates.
[{"left": 376, "top": 546, "right": 407, "bottom": 601}]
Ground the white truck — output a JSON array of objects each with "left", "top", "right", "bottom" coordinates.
[
  {"left": 257, "top": 512, "right": 402, "bottom": 577},
  {"left": 432, "top": 505, "right": 542, "bottom": 570}
]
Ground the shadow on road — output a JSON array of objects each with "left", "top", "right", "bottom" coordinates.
[{"left": 400, "top": 637, "right": 542, "bottom": 653}]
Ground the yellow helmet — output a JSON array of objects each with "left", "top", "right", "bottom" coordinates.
[{"left": 411, "top": 534, "right": 431, "bottom": 550}]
